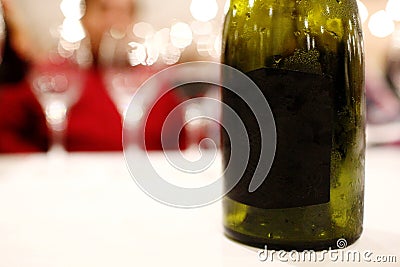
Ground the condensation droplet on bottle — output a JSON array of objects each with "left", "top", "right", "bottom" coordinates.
[
  {"left": 267, "top": 233, "right": 273, "bottom": 238},
  {"left": 327, "top": 31, "right": 339, "bottom": 39},
  {"left": 232, "top": 4, "right": 237, "bottom": 17},
  {"left": 333, "top": 181, "right": 341, "bottom": 188},
  {"left": 318, "top": 231, "right": 327, "bottom": 238},
  {"left": 294, "top": 31, "right": 301, "bottom": 37},
  {"left": 246, "top": 12, "right": 251, "bottom": 19},
  {"left": 333, "top": 211, "right": 343, "bottom": 219}
]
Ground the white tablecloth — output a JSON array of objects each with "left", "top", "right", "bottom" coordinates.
[{"left": 0, "top": 148, "right": 399, "bottom": 267}]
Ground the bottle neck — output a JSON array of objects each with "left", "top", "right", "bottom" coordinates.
[{"left": 223, "top": 0, "right": 362, "bottom": 74}]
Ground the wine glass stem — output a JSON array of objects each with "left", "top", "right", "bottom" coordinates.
[
  {"left": 45, "top": 102, "right": 68, "bottom": 154},
  {"left": 49, "top": 125, "right": 66, "bottom": 154}
]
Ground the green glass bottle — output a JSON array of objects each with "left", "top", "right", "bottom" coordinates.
[{"left": 221, "top": 0, "right": 365, "bottom": 250}]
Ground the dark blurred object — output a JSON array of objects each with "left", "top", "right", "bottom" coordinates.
[
  {"left": 366, "top": 23, "right": 400, "bottom": 126},
  {"left": 366, "top": 24, "right": 400, "bottom": 146},
  {"left": 0, "top": 1, "right": 49, "bottom": 153},
  {"left": 385, "top": 24, "right": 400, "bottom": 100},
  {"left": 0, "top": 26, "right": 30, "bottom": 84},
  {"left": 366, "top": 71, "right": 400, "bottom": 125},
  {"left": 0, "top": 0, "right": 33, "bottom": 85}
]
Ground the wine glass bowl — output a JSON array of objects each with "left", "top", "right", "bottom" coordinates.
[
  {"left": 102, "top": 65, "right": 151, "bottom": 117},
  {"left": 29, "top": 53, "right": 84, "bottom": 153}
]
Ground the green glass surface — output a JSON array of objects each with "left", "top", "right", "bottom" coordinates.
[{"left": 221, "top": 0, "right": 365, "bottom": 250}]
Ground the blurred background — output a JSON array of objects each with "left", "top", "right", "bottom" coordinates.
[
  {"left": 9, "top": 0, "right": 227, "bottom": 64},
  {"left": 2, "top": 0, "right": 400, "bottom": 152},
  {"left": 7, "top": 0, "right": 400, "bottom": 68}
]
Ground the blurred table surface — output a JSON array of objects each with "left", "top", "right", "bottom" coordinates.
[{"left": 0, "top": 147, "right": 399, "bottom": 267}]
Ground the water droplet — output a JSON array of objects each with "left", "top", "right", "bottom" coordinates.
[
  {"left": 327, "top": 30, "right": 339, "bottom": 39},
  {"left": 246, "top": 12, "right": 251, "bottom": 19},
  {"left": 319, "top": 231, "right": 327, "bottom": 237},
  {"left": 267, "top": 233, "right": 273, "bottom": 238},
  {"left": 333, "top": 211, "right": 343, "bottom": 219},
  {"left": 294, "top": 31, "right": 301, "bottom": 36}
]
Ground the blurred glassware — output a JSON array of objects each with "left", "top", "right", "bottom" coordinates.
[
  {"left": 180, "top": 83, "right": 221, "bottom": 151},
  {"left": 100, "top": 39, "right": 153, "bottom": 118},
  {"left": 98, "top": 31, "right": 160, "bottom": 149},
  {"left": 103, "top": 64, "right": 151, "bottom": 117},
  {"left": 29, "top": 47, "right": 85, "bottom": 154}
]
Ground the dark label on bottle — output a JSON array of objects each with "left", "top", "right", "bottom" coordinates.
[{"left": 222, "top": 68, "right": 332, "bottom": 209}]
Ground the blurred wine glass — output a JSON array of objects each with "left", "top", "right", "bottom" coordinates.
[
  {"left": 102, "top": 59, "right": 152, "bottom": 118},
  {"left": 99, "top": 31, "right": 156, "bottom": 117},
  {"left": 98, "top": 32, "right": 156, "bottom": 148},
  {"left": 29, "top": 48, "right": 85, "bottom": 154},
  {"left": 181, "top": 84, "right": 221, "bottom": 152}
]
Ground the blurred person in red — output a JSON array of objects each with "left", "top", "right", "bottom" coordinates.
[{"left": 0, "top": 0, "right": 187, "bottom": 153}]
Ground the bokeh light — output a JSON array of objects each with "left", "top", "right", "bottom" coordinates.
[
  {"left": 60, "top": 18, "right": 85, "bottom": 44},
  {"left": 128, "top": 42, "right": 147, "bottom": 66},
  {"left": 154, "top": 28, "right": 171, "bottom": 47},
  {"left": 170, "top": 22, "right": 193, "bottom": 49},
  {"left": 161, "top": 44, "right": 181, "bottom": 65},
  {"left": 60, "top": 0, "right": 83, "bottom": 20},
  {"left": 190, "top": 0, "right": 219, "bottom": 22},
  {"left": 213, "top": 34, "right": 222, "bottom": 58},
  {"left": 357, "top": 1, "right": 369, "bottom": 24},
  {"left": 133, "top": 22, "right": 155, "bottom": 39},
  {"left": 196, "top": 36, "right": 212, "bottom": 57},
  {"left": 109, "top": 26, "right": 126, "bottom": 40},
  {"left": 144, "top": 39, "right": 160, "bottom": 66},
  {"left": 386, "top": 0, "right": 400, "bottom": 21},
  {"left": 58, "top": 39, "right": 80, "bottom": 55},
  {"left": 224, "top": 0, "right": 230, "bottom": 15},
  {"left": 368, "top": 10, "right": 395, "bottom": 38}
]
